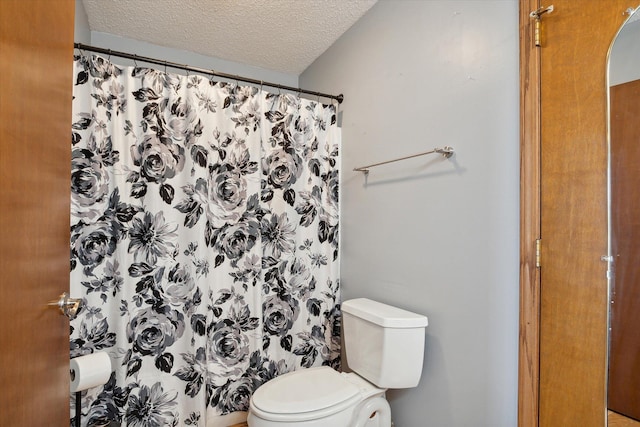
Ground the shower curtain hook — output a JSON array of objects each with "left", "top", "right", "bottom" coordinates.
[
  {"left": 107, "top": 49, "right": 112, "bottom": 61},
  {"left": 133, "top": 54, "right": 138, "bottom": 68},
  {"left": 270, "top": 90, "right": 279, "bottom": 110}
]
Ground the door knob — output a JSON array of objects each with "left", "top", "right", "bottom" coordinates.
[{"left": 48, "top": 292, "right": 82, "bottom": 319}]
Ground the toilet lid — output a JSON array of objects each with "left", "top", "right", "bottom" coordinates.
[{"left": 251, "top": 366, "right": 360, "bottom": 415}]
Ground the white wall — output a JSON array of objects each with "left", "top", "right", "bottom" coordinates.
[
  {"left": 301, "top": 1, "right": 520, "bottom": 426},
  {"left": 74, "top": 1, "right": 298, "bottom": 88},
  {"left": 89, "top": 32, "right": 298, "bottom": 87}
]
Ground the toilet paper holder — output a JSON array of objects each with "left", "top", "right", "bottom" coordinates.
[{"left": 48, "top": 292, "right": 82, "bottom": 319}]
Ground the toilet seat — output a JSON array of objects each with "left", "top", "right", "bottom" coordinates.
[{"left": 250, "top": 366, "right": 368, "bottom": 422}]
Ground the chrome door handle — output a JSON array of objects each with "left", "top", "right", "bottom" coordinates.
[{"left": 48, "top": 292, "right": 82, "bottom": 319}]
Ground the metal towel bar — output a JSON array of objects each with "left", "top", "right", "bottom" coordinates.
[{"left": 353, "top": 146, "right": 454, "bottom": 174}]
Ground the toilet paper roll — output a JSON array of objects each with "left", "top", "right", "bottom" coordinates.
[{"left": 70, "top": 352, "right": 112, "bottom": 392}]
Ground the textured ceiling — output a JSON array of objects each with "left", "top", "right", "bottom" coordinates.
[{"left": 81, "top": 0, "right": 377, "bottom": 75}]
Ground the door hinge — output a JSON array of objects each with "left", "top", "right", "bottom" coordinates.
[
  {"left": 535, "top": 239, "right": 542, "bottom": 268},
  {"left": 530, "top": 5, "right": 554, "bottom": 47}
]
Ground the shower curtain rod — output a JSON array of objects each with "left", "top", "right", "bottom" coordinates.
[{"left": 74, "top": 43, "right": 344, "bottom": 104}]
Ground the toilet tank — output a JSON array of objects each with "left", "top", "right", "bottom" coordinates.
[{"left": 342, "top": 298, "right": 428, "bottom": 389}]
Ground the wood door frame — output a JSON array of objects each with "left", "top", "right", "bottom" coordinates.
[{"left": 518, "top": 1, "right": 541, "bottom": 426}]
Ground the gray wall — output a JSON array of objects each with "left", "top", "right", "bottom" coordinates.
[
  {"left": 301, "top": 1, "right": 519, "bottom": 426},
  {"left": 74, "top": 0, "right": 90, "bottom": 44},
  {"left": 610, "top": 19, "right": 640, "bottom": 86}
]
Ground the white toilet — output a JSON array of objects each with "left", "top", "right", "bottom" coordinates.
[{"left": 247, "top": 298, "right": 428, "bottom": 427}]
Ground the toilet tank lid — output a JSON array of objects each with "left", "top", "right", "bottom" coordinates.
[{"left": 342, "top": 298, "right": 428, "bottom": 328}]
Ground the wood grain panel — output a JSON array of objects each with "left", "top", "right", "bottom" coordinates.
[
  {"left": 608, "top": 79, "right": 640, "bottom": 421},
  {"left": 0, "top": 0, "right": 74, "bottom": 425},
  {"left": 537, "top": 2, "right": 633, "bottom": 426},
  {"left": 610, "top": 411, "right": 640, "bottom": 427}
]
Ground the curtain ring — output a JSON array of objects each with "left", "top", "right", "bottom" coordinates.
[
  {"left": 133, "top": 54, "right": 138, "bottom": 68},
  {"left": 107, "top": 49, "right": 112, "bottom": 61},
  {"left": 164, "top": 60, "right": 168, "bottom": 73}
]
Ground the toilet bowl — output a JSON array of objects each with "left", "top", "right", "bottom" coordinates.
[
  {"left": 247, "top": 298, "right": 428, "bottom": 427},
  {"left": 247, "top": 366, "right": 386, "bottom": 427}
]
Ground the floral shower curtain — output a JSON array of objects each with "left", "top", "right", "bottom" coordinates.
[{"left": 69, "top": 54, "right": 341, "bottom": 427}]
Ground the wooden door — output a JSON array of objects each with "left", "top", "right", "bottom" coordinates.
[
  {"left": 609, "top": 79, "right": 640, "bottom": 422},
  {"left": 538, "top": 3, "right": 614, "bottom": 425},
  {"left": 0, "top": 0, "right": 74, "bottom": 425},
  {"left": 519, "top": 1, "right": 637, "bottom": 427}
]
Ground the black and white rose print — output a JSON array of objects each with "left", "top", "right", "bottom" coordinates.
[{"left": 70, "top": 54, "right": 340, "bottom": 426}]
